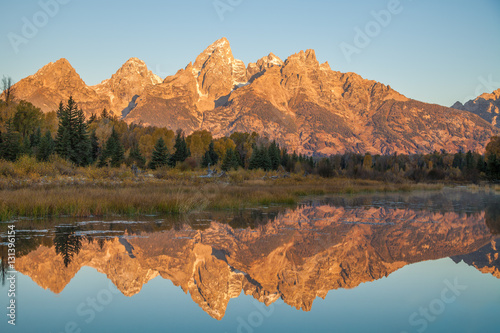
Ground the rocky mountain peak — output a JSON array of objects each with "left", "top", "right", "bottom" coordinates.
[
  {"left": 284, "top": 49, "right": 320, "bottom": 68},
  {"left": 8, "top": 57, "right": 102, "bottom": 115},
  {"left": 191, "top": 38, "right": 247, "bottom": 100},
  {"left": 305, "top": 49, "right": 318, "bottom": 64},
  {"left": 107, "top": 57, "right": 162, "bottom": 85},
  {"left": 247, "top": 53, "right": 284, "bottom": 79},
  {"left": 479, "top": 88, "right": 500, "bottom": 101},
  {"left": 452, "top": 88, "right": 500, "bottom": 127},
  {"left": 320, "top": 61, "right": 331, "bottom": 71},
  {"left": 92, "top": 58, "right": 162, "bottom": 116},
  {"left": 33, "top": 58, "right": 83, "bottom": 87},
  {"left": 193, "top": 37, "right": 234, "bottom": 73},
  {"left": 48, "top": 57, "right": 72, "bottom": 70}
]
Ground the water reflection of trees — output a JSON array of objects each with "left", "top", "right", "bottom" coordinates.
[
  {"left": 485, "top": 203, "right": 500, "bottom": 235},
  {"left": 54, "top": 226, "right": 83, "bottom": 267}
]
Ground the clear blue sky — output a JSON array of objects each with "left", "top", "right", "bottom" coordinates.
[{"left": 0, "top": 0, "right": 499, "bottom": 106}]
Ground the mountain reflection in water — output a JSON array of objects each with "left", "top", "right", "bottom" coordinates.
[{"left": 1, "top": 189, "right": 499, "bottom": 320}]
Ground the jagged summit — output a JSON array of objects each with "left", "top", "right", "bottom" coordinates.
[
  {"left": 452, "top": 88, "right": 500, "bottom": 127},
  {"left": 8, "top": 38, "right": 500, "bottom": 154},
  {"left": 479, "top": 88, "right": 500, "bottom": 101},
  {"left": 193, "top": 37, "right": 234, "bottom": 71}
]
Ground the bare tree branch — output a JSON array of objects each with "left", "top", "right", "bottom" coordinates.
[{"left": 2, "top": 76, "right": 15, "bottom": 106}]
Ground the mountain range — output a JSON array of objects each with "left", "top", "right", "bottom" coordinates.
[{"left": 8, "top": 38, "right": 499, "bottom": 155}]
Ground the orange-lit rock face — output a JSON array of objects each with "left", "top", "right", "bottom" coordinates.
[
  {"left": 10, "top": 57, "right": 160, "bottom": 118},
  {"left": 452, "top": 88, "right": 500, "bottom": 128},
  {"left": 14, "top": 205, "right": 498, "bottom": 320},
  {"left": 7, "top": 38, "right": 498, "bottom": 155},
  {"left": 453, "top": 239, "right": 500, "bottom": 278}
]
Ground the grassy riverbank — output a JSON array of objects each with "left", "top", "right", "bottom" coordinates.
[{"left": 0, "top": 175, "right": 442, "bottom": 221}]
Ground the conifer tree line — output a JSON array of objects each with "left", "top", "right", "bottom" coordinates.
[{"left": 2, "top": 96, "right": 500, "bottom": 181}]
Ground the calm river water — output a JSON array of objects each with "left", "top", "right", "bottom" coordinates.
[{"left": 1, "top": 188, "right": 499, "bottom": 332}]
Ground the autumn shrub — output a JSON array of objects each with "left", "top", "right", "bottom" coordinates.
[
  {"left": 0, "top": 160, "right": 19, "bottom": 178},
  {"left": 50, "top": 156, "right": 76, "bottom": 176}
]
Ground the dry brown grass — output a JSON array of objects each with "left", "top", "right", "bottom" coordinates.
[
  {"left": 0, "top": 157, "right": 444, "bottom": 219},
  {"left": 0, "top": 173, "right": 443, "bottom": 220}
]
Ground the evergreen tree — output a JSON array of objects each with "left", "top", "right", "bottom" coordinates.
[
  {"left": 73, "top": 107, "right": 92, "bottom": 166},
  {"left": 90, "top": 130, "right": 100, "bottom": 163},
  {"left": 169, "top": 131, "right": 189, "bottom": 167},
  {"left": 268, "top": 141, "right": 281, "bottom": 170},
  {"left": 87, "top": 113, "right": 97, "bottom": 124},
  {"left": 249, "top": 145, "right": 272, "bottom": 171},
  {"left": 98, "top": 127, "right": 124, "bottom": 168},
  {"left": 248, "top": 146, "right": 260, "bottom": 170},
  {"left": 281, "top": 147, "right": 290, "bottom": 169},
  {"left": 201, "top": 141, "right": 219, "bottom": 167},
  {"left": 30, "top": 127, "right": 42, "bottom": 148},
  {"left": 477, "top": 155, "right": 486, "bottom": 173},
  {"left": 261, "top": 146, "right": 272, "bottom": 171},
  {"left": 36, "top": 131, "right": 55, "bottom": 162},
  {"left": 487, "top": 153, "right": 500, "bottom": 180},
  {"left": 149, "top": 137, "right": 169, "bottom": 169},
  {"left": 55, "top": 101, "right": 73, "bottom": 160},
  {"left": 452, "top": 151, "right": 465, "bottom": 170},
  {"left": 465, "top": 150, "right": 474, "bottom": 170},
  {"left": 55, "top": 97, "right": 92, "bottom": 166},
  {"left": 221, "top": 148, "right": 240, "bottom": 171},
  {"left": 20, "top": 136, "right": 32, "bottom": 156},
  {"left": 128, "top": 143, "right": 146, "bottom": 169},
  {"left": 101, "top": 108, "right": 109, "bottom": 119},
  {"left": 0, "top": 121, "right": 20, "bottom": 161}
]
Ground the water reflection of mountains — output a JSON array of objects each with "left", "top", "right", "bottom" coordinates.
[{"left": 1, "top": 189, "right": 499, "bottom": 320}]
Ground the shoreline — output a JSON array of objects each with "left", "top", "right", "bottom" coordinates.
[{"left": 0, "top": 174, "right": 444, "bottom": 220}]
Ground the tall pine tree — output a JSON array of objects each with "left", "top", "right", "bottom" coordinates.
[
  {"left": 201, "top": 141, "right": 219, "bottom": 167},
  {"left": 90, "top": 130, "right": 100, "bottom": 163},
  {"left": 36, "top": 131, "right": 55, "bottom": 162},
  {"left": 149, "top": 137, "right": 169, "bottom": 170},
  {"left": 73, "top": 107, "right": 92, "bottom": 166},
  {"left": 128, "top": 143, "right": 146, "bottom": 169},
  {"left": 0, "top": 121, "right": 21, "bottom": 161},
  {"left": 249, "top": 145, "right": 272, "bottom": 171},
  {"left": 55, "top": 97, "right": 91, "bottom": 166},
  {"left": 98, "top": 127, "right": 125, "bottom": 168},
  {"left": 169, "top": 130, "right": 189, "bottom": 167},
  {"left": 268, "top": 141, "right": 281, "bottom": 170},
  {"left": 221, "top": 148, "right": 240, "bottom": 171}
]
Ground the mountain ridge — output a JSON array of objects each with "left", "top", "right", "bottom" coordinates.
[
  {"left": 452, "top": 88, "right": 500, "bottom": 128},
  {"left": 7, "top": 38, "right": 499, "bottom": 154}
]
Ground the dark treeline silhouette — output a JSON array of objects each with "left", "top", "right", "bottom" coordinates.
[{"left": 1, "top": 97, "right": 500, "bottom": 182}]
